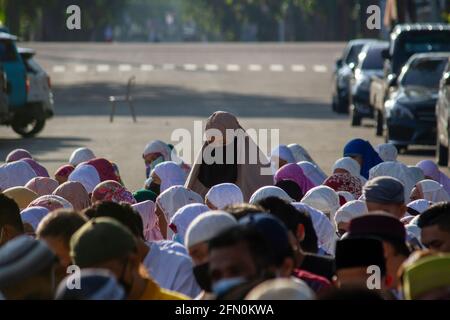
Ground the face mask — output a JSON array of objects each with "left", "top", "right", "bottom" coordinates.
[
  {"left": 212, "top": 277, "right": 246, "bottom": 297},
  {"left": 193, "top": 263, "right": 212, "bottom": 292}
]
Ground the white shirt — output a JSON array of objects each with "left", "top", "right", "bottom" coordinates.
[{"left": 143, "top": 240, "right": 201, "bottom": 298}]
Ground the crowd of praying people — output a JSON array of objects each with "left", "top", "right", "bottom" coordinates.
[{"left": 0, "top": 111, "right": 449, "bottom": 300}]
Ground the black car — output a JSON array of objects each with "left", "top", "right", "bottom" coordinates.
[
  {"left": 332, "top": 39, "right": 376, "bottom": 114},
  {"left": 436, "top": 57, "right": 450, "bottom": 166},
  {"left": 383, "top": 53, "right": 449, "bottom": 150},
  {"left": 349, "top": 41, "right": 388, "bottom": 126}
]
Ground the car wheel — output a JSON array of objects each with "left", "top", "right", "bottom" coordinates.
[
  {"left": 350, "top": 106, "right": 361, "bottom": 126},
  {"left": 376, "top": 110, "right": 384, "bottom": 137},
  {"left": 437, "top": 140, "right": 449, "bottom": 167},
  {"left": 12, "top": 116, "right": 46, "bottom": 138}
]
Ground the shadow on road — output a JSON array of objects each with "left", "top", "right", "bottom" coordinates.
[
  {"left": 52, "top": 82, "right": 340, "bottom": 120},
  {"left": 0, "top": 136, "right": 91, "bottom": 162}
]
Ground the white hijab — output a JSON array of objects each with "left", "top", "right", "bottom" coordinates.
[
  {"left": 249, "top": 186, "right": 294, "bottom": 204},
  {"left": 169, "top": 203, "right": 210, "bottom": 245},
  {"left": 297, "top": 161, "right": 327, "bottom": 186},
  {"left": 288, "top": 144, "right": 315, "bottom": 164},
  {"left": 415, "top": 180, "right": 450, "bottom": 203},
  {"left": 152, "top": 161, "right": 186, "bottom": 193},
  {"left": 270, "top": 145, "right": 296, "bottom": 163},
  {"left": 369, "top": 161, "right": 419, "bottom": 204},
  {"left": 205, "top": 183, "right": 244, "bottom": 209},
  {"left": 334, "top": 200, "right": 368, "bottom": 228},
  {"left": 0, "top": 161, "right": 37, "bottom": 191},
  {"left": 375, "top": 143, "right": 398, "bottom": 162},
  {"left": 143, "top": 140, "right": 172, "bottom": 160},
  {"left": 301, "top": 186, "right": 340, "bottom": 222},
  {"left": 68, "top": 164, "right": 101, "bottom": 194},
  {"left": 333, "top": 157, "right": 367, "bottom": 184},
  {"left": 292, "top": 202, "right": 337, "bottom": 256},
  {"left": 69, "top": 147, "right": 95, "bottom": 167},
  {"left": 156, "top": 186, "right": 203, "bottom": 238}
]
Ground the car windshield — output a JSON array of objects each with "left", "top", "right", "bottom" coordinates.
[
  {"left": 345, "top": 44, "right": 364, "bottom": 65},
  {"left": 400, "top": 58, "right": 448, "bottom": 88},
  {"left": 0, "top": 39, "right": 17, "bottom": 62},
  {"left": 361, "top": 47, "right": 385, "bottom": 70}
]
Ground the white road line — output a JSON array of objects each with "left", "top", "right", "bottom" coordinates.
[
  {"left": 52, "top": 65, "right": 66, "bottom": 73},
  {"left": 184, "top": 64, "right": 198, "bottom": 71},
  {"left": 313, "top": 65, "right": 328, "bottom": 73},
  {"left": 74, "top": 65, "right": 88, "bottom": 73},
  {"left": 140, "top": 64, "right": 154, "bottom": 71},
  {"left": 270, "top": 64, "right": 284, "bottom": 72},
  {"left": 96, "top": 64, "right": 110, "bottom": 72},
  {"left": 226, "top": 64, "right": 241, "bottom": 72},
  {"left": 291, "top": 64, "right": 306, "bottom": 72},
  {"left": 248, "top": 64, "right": 262, "bottom": 72},
  {"left": 162, "top": 64, "right": 176, "bottom": 71},
  {"left": 205, "top": 64, "right": 219, "bottom": 71},
  {"left": 118, "top": 64, "right": 132, "bottom": 72}
]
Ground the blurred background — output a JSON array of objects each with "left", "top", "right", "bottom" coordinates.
[{"left": 1, "top": 0, "right": 449, "bottom": 42}]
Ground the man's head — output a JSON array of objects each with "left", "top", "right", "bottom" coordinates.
[
  {"left": 418, "top": 202, "right": 450, "bottom": 252},
  {"left": 0, "top": 194, "right": 23, "bottom": 246},
  {"left": 223, "top": 203, "right": 265, "bottom": 221},
  {"left": 348, "top": 213, "right": 410, "bottom": 289},
  {"left": 363, "top": 176, "right": 406, "bottom": 219},
  {"left": 185, "top": 211, "right": 238, "bottom": 292},
  {"left": 334, "top": 237, "right": 386, "bottom": 289},
  {"left": 0, "top": 236, "right": 57, "bottom": 299},
  {"left": 36, "top": 210, "right": 88, "bottom": 269},
  {"left": 257, "top": 196, "right": 318, "bottom": 258},
  {"left": 70, "top": 217, "right": 139, "bottom": 296}
]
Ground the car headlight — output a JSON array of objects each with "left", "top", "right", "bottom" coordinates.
[{"left": 386, "top": 102, "right": 414, "bottom": 120}]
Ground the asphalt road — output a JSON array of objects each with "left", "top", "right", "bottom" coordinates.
[{"left": 0, "top": 43, "right": 435, "bottom": 191}]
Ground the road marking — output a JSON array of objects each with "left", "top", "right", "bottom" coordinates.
[
  {"left": 118, "top": 64, "right": 132, "bottom": 72},
  {"left": 96, "top": 64, "right": 110, "bottom": 72},
  {"left": 291, "top": 64, "right": 306, "bottom": 72},
  {"left": 270, "top": 64, "right": 284, "bottom": 72},
  {"left": 75, "top": 65, "right": 88, "bottom": 73},
  {"left": 205, "top": 64, "right": 219, "bottom": 71},
  {"left": 226, "top": 64, "right": 240, "bottom": 72},
  {"left": 248, "top": 64, "right": 262, "bottom": 72},
  {"left": 313, "top": 65, "right": 328, "bottom": 73},
  {"left": 162, "top": 64, "right": 176, "bottom": 71},
  {"left": 52, "top": 65, "right": 66, "bottom": 73},
  {"left": 184, "top": 64, "right": 198, "bottom": 71},
  {"left": 140, "top": 64, "right": 154, "bottom": 71}
]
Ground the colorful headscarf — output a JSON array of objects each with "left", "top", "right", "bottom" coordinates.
[
  {"left": 25, "top": 177, "right": 59, "bottom": 196},
  {"left": 152, "top": 161, "right": 186, "bottom": 193},
  {"left": 5, "top": 149, "right": 32, "bottom": 163},
  {"left": 54, "top": 165, "right": 75, "bottom": 184},
  {"left": 324, "top": 173, "right": 363, "bottom": 198},
  {"left": 343, "top": 139, "right": 383, "bottom": 179},
  {"left": 133, "top": 189, "right": 157, "bottom": 203},
  {"left": 53, "top": 181, "right": 91, "bottom": 211},
  {"left": 86, "top": 158, "right": 119, "bottom": 182},
  {"left": 21, "top": 159, "right": 49, "bottom": 177},
  {"left": 169, "top": 203, "right": 210, "bottom": 245},
  {"left": 0, "top": 161, "right": 37, "bottom": 191},
  {"left": 205, "top": 183, "right": 244, "bottom": 209},
  {"left": 69, "top": 147, "right": 95, "bottom": 167},
  {"left": 68, "top": 164, "right": 101, "bottom": 194},
  {"left": 20, "top": 206, "right": 50, "bottom": 232},
  {"left": 28, "top": 195, "right": 74, "bottom": 211},
  {"left": 417, "top": 160, "right": 450, "bottom": 195},
  {"left": 131, "top": 200, "right": 163, "bottom": 242},
  {"left": 3, "top": 187, "right": 38, "bottom": 210},
  {"left": 274, "top": 163, "right": 316, "bottom": 195},
  {"left": 297, "top": 161, "right": 327, "bottom": 186},
  {"left": 91, "top": 180, "right": 136, "bottom": 204}
]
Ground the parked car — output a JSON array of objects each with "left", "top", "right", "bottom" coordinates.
[
  {"left": 383, "top": 53, "right": 449, "bottom": 151},
  {"left": 349, "top": 41, "right": 388, "bottom": 126},
  {"left": 0, "top": 32, "right": 53, "bottom": 137},
  {"left": 435, "top": 57, "right": 450, "bottom": 166},
  {"left": 0, "top": 63, "right": 8, "bottom": 117},
  {"left": 332, "top": 39, "right": 376, "bottom": 114},
  {"left": 370, "top": 24, "right": 450, "bottom": 136}
]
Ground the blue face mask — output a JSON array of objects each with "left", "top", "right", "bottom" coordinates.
[{"left": 212, "top": 277, "right": 246, "bottom": 297}]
